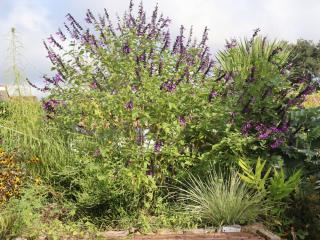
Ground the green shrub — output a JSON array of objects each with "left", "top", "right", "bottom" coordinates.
[{"left": 177, "top": 170, "right": 266, "bottom": 227}]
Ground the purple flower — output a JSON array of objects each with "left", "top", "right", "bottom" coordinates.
[
  {"left": 270, "top": 138, "right": 284, "bottom": 149},
  {"left": 252, "top": 28, "right": 260, "bottom": 39},
  {"left": 208, "top": 90, "right": 218, "bottom": 102},
  {"left": 47, "top": 36, "right": 54, "bottom": 44},
  {"left": 241, "top": 121, "right": 253, "bottom": 135},
  {"left": 123, "top": 42, "right": 131, "bottom": 54},
  {"left": 146, "top": 166, "right": 154, "bottom": 176},
  {"left": 225, "top": 39, "right": 237, "bottom": 49},
  {"left": 161, "top": 30, "right": 170, "bottom": 52},
  {"left": 85, "top": 12, "right": 93, "bottom": 24},
  {"left": 178, "top": 116, "right": 186, "bottom": 126},
  {"left": 270, "top": 126, "right": 281, "bottom": 133},
  {"left": 55, "top": 29, "right": 66, "bottom": 41},
  {"left": 125, "top": 100, "right": 134, "bottom": 110},
  {"left": 255, "top": 123, "right": 265, "bottom": 132},
  {"left": 131, "top": 85, "right": 138, "bottom": 93},
  {"left": 90, "top": 80, "right": 98, "bottom": 89},
  {"left": 66, "top": 13, "right": 83, "bottom": 30},
  {"left": 258, "top": 131, "right": 271, "bottom": 140},
  {"left": 53, "top": 73, "right": 63, "bottom": 84},
  {"left": 43, "top": 99, "right": 60, "bottom": 112},
  {"left": 200, "top": 26, "right": 209, "bottom": 47},
  {"left": 47, "top": 51, "right": 58, "bottom": 64},
  {"left": 280, "top": 123, "right": 289, "bottom": 132},
  {"left": 161, "top": 81, "right": 176, "bottom": 92},
  {"left": 154, "top": 140, "right": 163, "bottom": 153},
  {"left": 27, "top": 78, "right": 49, "bottom": 92}
]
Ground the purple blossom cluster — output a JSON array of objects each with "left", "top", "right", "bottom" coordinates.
[
  {"left": 34, "top": 1, "right": 215, "bottom": 96},
  {"left": 43, "top": 99, "right": 61, "bottom": 113},
  {"left": 26, "top": 78, "right": 49, "bottom": 93},
  {"left": 122, "top": 41, "right": 131, "bottom": 54},
  {"left": 125, "top": 100, "right": 134, "bottom": 110},
  {"left": 90, "top": 80, "right": 98, "bottom": 89},
  {"left": 178, "top": 116, "right": 186, "bottom": 127},
  {"left": 161, "top": 80, "right": 177, "bottom": 92},
  {"left": 154, "top": 140, "right": 163, "bottom": 153},
  {"left": 241, "top": 121, "right": 287, "bottom": 148},
  {"left": 55, "top": 28, "right": 66, "bottom": 41},
  {"left": 208, "top": 90, "right": 218, "bottom": 102},
  {"left": 225, "top": 39, "right": 237, "bottom": 49}
]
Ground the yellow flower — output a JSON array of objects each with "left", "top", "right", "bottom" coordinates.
[
  {"left": 35, "top": 176, "right": 41, "bottom": 185},
  {"left": 14, "top": 176, "right": 20, "bottom": 184},
  {"left": 30, "top": 156, "right": 40, "bottom": 164}
]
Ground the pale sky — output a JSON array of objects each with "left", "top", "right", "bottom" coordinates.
[{"left": 1, "top": 0, "right": 320, "bottom": 95}]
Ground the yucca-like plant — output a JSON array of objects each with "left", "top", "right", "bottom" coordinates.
[{"left": 177, "top": 170, "right": 266, "bottom": 227}]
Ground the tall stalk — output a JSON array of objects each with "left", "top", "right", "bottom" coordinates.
[{"left": 3, "top": 27, "right": 31, "bottom": 96}]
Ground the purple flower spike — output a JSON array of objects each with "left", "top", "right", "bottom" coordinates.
[
  {"left": 258, "top": 131, "right": 271, "bottom": 140},
  {"left": 47, "top": 36, "right": 54, "bottom": 43},
  {"left": 178, "top": 116, "right": 186, "bottom": 127},
  {"left": 225, "top": 39, "right": 237, "bottom": 49},
  {"left": 47, "top": 51, "right": 57, "bottom": 63},
  {"left": 241, "top": 121, "right": 253, "bottom": 135},
  {"left": 208, "top": 90, "right": 218, "bottom": 102},
  {"left": 53, "top": 73, "right": 63, "bottom": 84},
  {"left": 43, "top": 99, "right": 60, "bottom": 112},
  {"left": 131, "top": 85, "right": 138, "bottom": 93},
  {"left": 125, "top": 100, "right": 134, "bottom": 110},
  {"left": 123, "top": 42, "right": 131, "bottom": 54},
  {"left": 161, "top": 81, "right": 176, "bottom": 92},
  {"left": 154, "top": 140, "right": 163, "bottom": 153},
  {"left": 270, "top": 138, "right": 284, "bottom": 149},
  {"left": 56, "top": 28, "right": 66, "bottom": 41},
  {"left": 90, "top": 80, "right": 98, "bottom": 89},
  {"left": 85, "top": 12, "right": 93, "bottom": 24}
]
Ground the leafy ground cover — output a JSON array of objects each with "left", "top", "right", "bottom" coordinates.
[{"left": 0, "top": 1, "right": 320, "bottom": 239}]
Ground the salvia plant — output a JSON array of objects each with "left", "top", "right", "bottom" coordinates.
[
  {"left": 213, "top": 30, "right": 318, "bottom": 151},
  {"left": 31, "top": 0, "right": 218, "bottom": 215},
  {"left": 27, "top": 0, "right": 318, "bottom": 219}
]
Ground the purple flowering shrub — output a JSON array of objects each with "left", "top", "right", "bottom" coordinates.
[
  {"left": 211, "top": 31, "right": 317, "bottom": 153},
  {"left": 38, "top": 1, "right": 223, "bottom": 218}
]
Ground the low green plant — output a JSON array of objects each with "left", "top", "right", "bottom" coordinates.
[
  {"left": 0, "top": 185, "right": 45, "bottom": 239},
  {"left": 238, "top": 158, "right": 301, "bottom": 201},
  {"left": 269, "top": 168, "right": 302, "bottom": 201},
  {"left": 238, "top": 158, "right": 271, "bottom": 192},
  {"left": 177, "top": 169, "right": 266, "bottom": 227}
]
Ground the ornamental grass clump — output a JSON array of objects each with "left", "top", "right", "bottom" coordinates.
[{"left": 178, "top": 170, "right": 266, "bottom": 227}]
